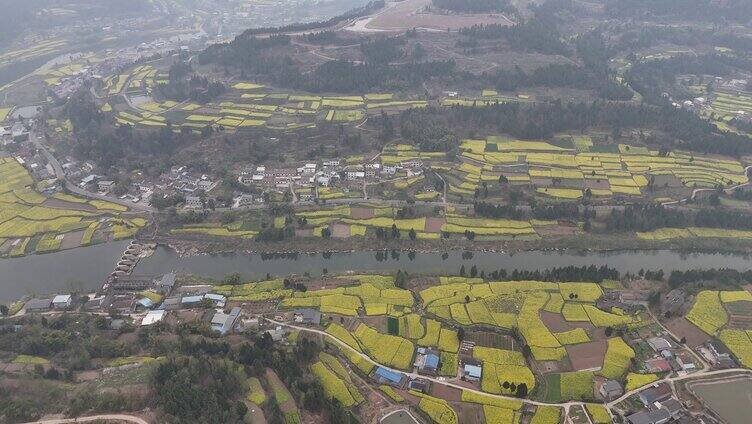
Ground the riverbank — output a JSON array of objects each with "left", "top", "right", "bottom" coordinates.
[
  {"left": 156, "top": 232, "right": 752, "bottom": 258},
  {"left": 4, "top": 237, "right": 752, "bottom": 304}
]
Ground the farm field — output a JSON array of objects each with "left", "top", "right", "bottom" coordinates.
[
  {"left": 0, "top": 156, "right": 144, "bottom": 256},
  {"left": 105, "top": 70, "right": 429, "bottom": 133},
  {"left": 431, "top": 135, "right": 748, "bottom": 202},
  {"left": 224, "top": 272, "right": 656, "bottom": 408},
  {"left": 684, "top": 290, "right": 752, "bottom": 367},
  {"left": 169, "top": 202, "right": 575, "bottom": 243},
  {"left": 709, "top": 91, "right": 752, "bottom": 122}
]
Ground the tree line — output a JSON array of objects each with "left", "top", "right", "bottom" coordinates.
[{"left": 605, "top": 204, "right": 752, "bottom": 232}]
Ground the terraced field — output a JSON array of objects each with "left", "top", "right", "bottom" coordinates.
[
  {"left": 0, "top": 157, "right": 144, "bottom": 256},
  {"left": 709, "top": 91, "right": 752, "bottom": 122},
  {"left": 220, "top": 272, "right": 653, "bottom": 409},
  {"left": 104, "top": 70, "right": 428, "bottom": 132},
  {"left": 433, "top": 136, "right": 748, "bottom": 201}
]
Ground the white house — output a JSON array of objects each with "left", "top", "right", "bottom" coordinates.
[
  {"left": 233, "top": 194, "right": 254, "bottom": 208},
  {"left": 185, "top": 196, "right": 203, "bottom": 209},
  {"left": 52, "top": 294, "right": 72, "bottom": 309},
  {"left": 98, "top": 180, "right": 115, "bottom": 191},
  {"left": 141, "top": 310, "right": 166, "bottom": 326}
]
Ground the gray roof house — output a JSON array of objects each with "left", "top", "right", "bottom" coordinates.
[
  {"left": 155, "top": 272, "right": 176, "bottom": 292},
  {"left": 626, "top": 409, "right": 671, "bottom": 424},
  {"left": 24, "top": 298, "right": 52, "bottom": 312},
  {"left": 211, "top": 307, "right": 241, "bottom": 335},
  {"left": 294, "top": 309, "right": 322, "bottom": 325},
  {"left": 599, "top": 380, "right": 623, "bottom": 401}
]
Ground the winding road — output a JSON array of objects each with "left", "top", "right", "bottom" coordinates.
[
  {"left": 265, "top": 317, "right": 752, "bottom": 419},
  {"left": 30, "top": 131, "right": 154, "bottom": 212},
  {"left": 22, "top": 414, "right": 150, "bottom": 424}
]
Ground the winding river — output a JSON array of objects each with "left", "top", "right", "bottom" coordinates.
[{"left": 2, "top": 241, "right": 751, "bottom": 303}]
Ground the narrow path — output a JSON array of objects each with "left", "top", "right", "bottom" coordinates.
[
  {"left": 22, "top": 414, "right": 150, "bottom": 424},
  {"left": 265, "top": 318, "right": 752, "bottom": 413}
]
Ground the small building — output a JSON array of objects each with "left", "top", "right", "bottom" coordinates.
[
  {"left": 408, "top": 378, "right": 429, "bottom": 393},
  {"left": 233, "top": 194, "right": 254, "bottom": 208},
  {"left": 197, "top": 179, "right": 214, "bottom": 191},
  {"left": 181, "top": 295, "right": 204, "bottom": 307},
  {"left": 293, "top": 309, "right": 322, "bottom": 326},
  {"left": 675, "top": 352, "right": 696, "bottom": 371},
  {"left": 265, "top": 326, "right": 286, "bottom": 342},
  {"left": 647, "top": 337, "right": 672, "bottom": 352},
  {"left": 155, "top": 272, "right": 176, "bottom": 292},
  {"left": 141, "top": 310, "right": 166, "bottom": 326},
  {"left": 184, "top": 196, "right": 203, "bottom": 209},
  {"left": 24, "top": 298, "right": 52, "bottom": 313},
  {"left": 463, "top": 364, "right": 482, "bottom": 381},
  {"left": 211, "top": 307, "right": 241, "bottom": 335},
  {"left": 626, "top": 409, "right": 671, "bottom": 424},
  {"left": 639, "top": 384, "right": 672, "bottom": 406},
  {"left": 160, "top": 296, "right": 182, "bottom": 310},
  {"left": 645, "top": 358, "right": 672, "bottom": 373},
  {"left": 136, "top": 298, "right": 155, "bottom": 310},
  {"left": 655, "top": 398, "right": 684, "bottom": 419},
  {"left": 205, "top": 293, "right": 226, "bottom": 308},
  {"left": 84, "top": 296, "right": 107, "bottom": 311},
  {"left": 599, "top": 380, "right": 623, "bottom": 401},
  {"left": 52, "top": 294, "right": 72, "bottom": 309},
  {"left": 375, "top": 367, "right": 403, "bottom": 386},
  {"left": 98, "top": 180, "right": 115, "bottom": 191}
]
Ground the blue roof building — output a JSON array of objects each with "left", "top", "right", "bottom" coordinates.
[
  {"left": 424, "top": 354, "right": 439, "bottom": 371},
  {"left": 464, "top": 364, "right": 482, "bottom": 381},
  {"left": 375, "top": 367, "right": 403, "bottom": 385}
]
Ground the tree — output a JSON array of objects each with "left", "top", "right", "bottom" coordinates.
[
  {"left": 460, "top": 265, "right": 466, "bottom": 276},
  {"left": 321, "top": 227, "right": 332, "bottom": 239},
  {"left": 409, "top": 228, "right": 417, "bottom": 240},
  {"left": 515, "top": 383, "right": 528, "bottom": 398},
  {"left": 0, "top": 304, "right": 7, "bottom": 316},
  {"left": 470, "top": 265, "right": 478, "bottom": 278},
  {"left": 457, "top": 327, "right": 465, "bottom": 341},
  {"left": 391, "top": 224, "right": 400, "bottom": 239}
]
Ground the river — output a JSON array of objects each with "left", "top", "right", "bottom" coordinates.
[{"left": 2, "top": 242, "right": 752, "bottom": 303}]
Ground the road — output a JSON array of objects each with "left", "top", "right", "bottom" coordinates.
[
  {"left": 266, "top": 317, "right": 752, "bottom": 416},
  {"left": 22, "top": 414, "right": 150, "bottom": 424},
  {"left": 30, "top": 131, "right": 155, "bottom": 212},
  {"left": 661, "top": 165, "right": 752, "bottom": 206}
]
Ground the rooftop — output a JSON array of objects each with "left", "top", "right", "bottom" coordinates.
[{"left": 141, "top": 310, "right": 166, "bottom": 326}]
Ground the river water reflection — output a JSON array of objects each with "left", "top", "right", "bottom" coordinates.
[{"left": 2, "top": 242, "right": 751, "bottom": 303}]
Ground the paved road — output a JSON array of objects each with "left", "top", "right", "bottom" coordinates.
[
  {"left": 661, "top": 165, "right": 752, "bottom": 206},
  {"left": 22, "top": 414, "right": 150, "bottom": 424},
  {"left": 266, "top": 317, "right": 752, "bottom": 416},
  {"left": 267, "top": 318, "right": 593, "bottom": 408},
  {"left": 30, "top": 131, "right": 154, "bottom": 212}
]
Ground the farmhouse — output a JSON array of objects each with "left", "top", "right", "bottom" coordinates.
[
  {"left": 184, "top": 196, "right": 203, "bottom": 209},
  {"left": 24, "top": 298, "right": 52, "bottom": 313},
  {"left": 293, "top": 309, "right": 321, "bottom": 325},
  {"left": 599, "top": 380, "right": 623, "bottom": 401},
  {"left": 374, "top": 367, "right": 403, "bottom": 386},
  {"left": 141, "top": 309, "right": 166, "bottom": 326},
  {"left": 639, "top": 384, "right": 672, "bottom": 406},
  {"left": 211, "top": 307, "right": 241, "bottom": 335},
  {"left": 52, "top": 294, "right": 72, "bottom": 309},
  {"left": 463, "top": 364, "right": 482, "bottom": 382}
]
